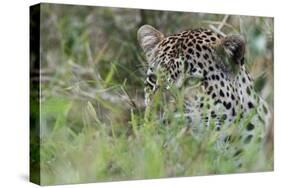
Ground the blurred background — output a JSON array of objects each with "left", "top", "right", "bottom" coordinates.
[{"left": 31, "top": 3, "right": 273, "bottom": 185}]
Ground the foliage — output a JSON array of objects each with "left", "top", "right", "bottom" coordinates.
[{"left": 32, "top": 3, "right": 273, "bottom": 185}]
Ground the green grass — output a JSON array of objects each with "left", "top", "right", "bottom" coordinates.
[
  {"left": 38, "top": 93, "right": 273, "bottom": 185},
  {"left": 31, "top": 4, "right": 274, "bottom": 185}
]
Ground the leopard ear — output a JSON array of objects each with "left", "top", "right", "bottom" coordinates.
[
  {"left": 222, "top": 35, "right": 246, "bottom": 64},
  {"left": 137, "top": 25, "right": 164, "bottom": 61}
]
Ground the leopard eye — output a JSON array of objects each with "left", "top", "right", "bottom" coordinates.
[{"left": 185, "top": 76, "right": 202, "bottom": 87}]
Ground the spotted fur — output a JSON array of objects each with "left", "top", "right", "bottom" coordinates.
[{"left": 138, "top": 25, "right": 272, "bottom": 163}]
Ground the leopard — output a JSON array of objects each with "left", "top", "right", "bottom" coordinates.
[{"left": 137, "top": 24, "right": 272, "bottom": 166}]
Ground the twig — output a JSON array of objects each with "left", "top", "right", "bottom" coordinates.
[
  {"left": 120, "top": 86, "right": 138, "bottom": 109},
  {"left": 209, "top": 24, "right": 226, "bottom": 37},
  {"left": 202, "top": 20, "right": 236, "bottom": 31},
  {"left": 218, "top": 15, "right": 229, "bottom": 30},
  {"left": 208, "top": 15, "right": 230, "bottom": 37}
]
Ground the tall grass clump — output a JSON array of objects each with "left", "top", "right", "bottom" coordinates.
[{"left": 31, "top": 4, "right": 274, "bottom": 185}]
